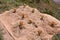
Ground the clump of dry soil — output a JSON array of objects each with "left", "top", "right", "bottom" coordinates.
[{"left": 0, "top": 5, "right": 60, "bottom": 40}]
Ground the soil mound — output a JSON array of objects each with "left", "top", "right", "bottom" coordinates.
[{"left": 0, "top": 5, "right": 60, "bottom": 40}]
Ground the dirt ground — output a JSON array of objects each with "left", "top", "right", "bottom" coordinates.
[{"left": 0, "top": 5, "right": 60, "bottom": 40}]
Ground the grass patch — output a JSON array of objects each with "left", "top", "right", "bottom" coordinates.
[{"left": 52, "top": 34, "right": 60, "bottom": 40}]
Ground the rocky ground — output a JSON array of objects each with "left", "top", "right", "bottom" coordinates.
[{"left": 0, "top": 5, "right": 60, "bottom": 40}]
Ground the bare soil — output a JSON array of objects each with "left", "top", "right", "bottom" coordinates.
[{"left": 0, "top": 6, "right": 60, "bottom": 40}]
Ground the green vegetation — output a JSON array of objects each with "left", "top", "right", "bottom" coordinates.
[
  {"left": 0, "top": 0, "right": 35, "bottom": 13},
  {"left": 52, "top": 34, "right": 60, "bottom": 40},
  {"left": 0, "top": 0, "right": 22, "bottom": 12},
  {"left": 44, "top": 0, "right": 50, "bottom": 4},
  {"left": 34, "top": 0, "right": 60, "bottom": 20},
  {"left": 0, "top": 30, "right": 3, "bottom": 40}
]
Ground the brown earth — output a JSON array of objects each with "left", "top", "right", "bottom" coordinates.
[{"left": 0, "top": 5, "right": 60, "bottom": 40}]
